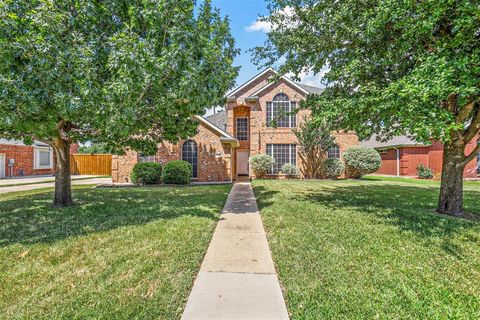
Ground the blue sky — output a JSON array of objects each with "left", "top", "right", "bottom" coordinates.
[
  {"left": 211, "top": 0, "right": 325, "bottom": 89},
  {"left": 211, "top": 0, "right": 270, "bottom": 86}
]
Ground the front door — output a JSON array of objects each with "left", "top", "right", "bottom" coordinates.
[
  {"left": 0, "top": 154, "right": 5, "bottom": 178},
  {"left": 236, "top": 150, "right": 249, "bottom": 176}
]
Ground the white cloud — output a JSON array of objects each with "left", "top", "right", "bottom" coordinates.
[
  {"left": 287, "top": 65, "right": 330, "bottom": 88},
  {"left": 245, "top": 20, "right": 272, "bottom": 33},
  {"left": 245, "top": 6, "right": 295, "bottom": 33}
]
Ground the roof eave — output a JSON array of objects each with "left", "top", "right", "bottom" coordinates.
[
  {"left": 226, "top": 67, "right": 276, "bottom": 98},
  {"left": 374, "top": 144, "right": 427, "bottom": 150}
]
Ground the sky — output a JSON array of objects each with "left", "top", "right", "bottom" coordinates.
[{"left": 211, "top": 0, "right": 324, "bottom": 89}]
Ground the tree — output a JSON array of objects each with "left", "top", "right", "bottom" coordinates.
[
  {"left": 293, "top": 118, "right": 335, "bottom": 178},
  {"left": 78, "top": 143, "right": 112, "bottom": 154},
  {"left": 0, "top": 0, "right": 238, "bottom": 207},
  {"left": 254, "top": 0, "right": 480, "bottom": 216}
]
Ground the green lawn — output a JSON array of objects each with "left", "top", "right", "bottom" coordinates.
[
  {"left": 253, "top": 178, "right": 480, "bottom": 319},
  {"left": 0, "top": 185, "right": 230, "bottom": 319}
]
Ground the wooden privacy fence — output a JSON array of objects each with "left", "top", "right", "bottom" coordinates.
[{"left": 70, "top": 154, "right": 112, "bottom": 176}]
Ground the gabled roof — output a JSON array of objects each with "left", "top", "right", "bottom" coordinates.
[
  {"left": 227, "top": 68, "right": 324, "bottom": 99},
  {"left": 195, "top": 115, "right": 237, "bottom": 145},
  {"left": 226, "top": 68, "right": 276, "bottom": 98},
  {"left": 296, "top": 83, "right": 325, "bottom": 94},
  {"left": 248, "top": 74, "right": 310, "bottom": 97},
  {"left": 361, "top": 135, "right": 427, "bottom": 149},
  {"left": 205, "top": 110, "right": 227, "bottom": 132}
]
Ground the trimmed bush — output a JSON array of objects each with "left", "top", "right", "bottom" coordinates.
[
  {"left": 417, "top": 164, "right": 434, "bottom": 179},
  {"left": 343, "top": 146, "right": 382, "bottom": 178},
  {"left": 249, "top": 154, "right": 275, "bottom": 178},
  {"left": 162, "top": 160, "right": 192, "bottom": 185},
  {"left": 324, "top": 158, "right": 345, "bottom": 179},
  {"left": 130, "top": 162, "right": 162, "bottom": 185},
  {"left": 281, "top": 163, "right": 299, "bottom": 178}
]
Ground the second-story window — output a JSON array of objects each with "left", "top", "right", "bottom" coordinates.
[
  {"left": 236, "top": 118, "right": 248, "bottom": 141},
  {"left": 266, "top": 93, "right": 297, "bottom": 128}
]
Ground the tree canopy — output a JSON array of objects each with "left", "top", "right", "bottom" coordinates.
[
  {"left": 0, "top": 0, "right": 239, "bottom": 205},
  {"left": 254, "top": 0, "right": 480, "bottom": 215}
]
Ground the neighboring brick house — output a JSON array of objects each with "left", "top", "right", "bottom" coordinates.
[
  {"left": 361, "top": 135, "right": 480, "bottom": 178},
  {"left": 0, "top": 139, "right": 79, "bottom": 178},
  {"left": 112, "top": 68, "right": 359, "bottom": 183}
]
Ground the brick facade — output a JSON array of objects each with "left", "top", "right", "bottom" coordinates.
[
  {"left": 112, "top": 69, "right": 359, "bottom": 182},
  {"left": 112, "top": 124, "right": 233, "bottom": 183},
  {"left": 227, "top": 71, "right": 358, "bottom": 179},
  {"left": 376, "top": 138, "right": 480, "bottom": 178},
  {"left": 0, "top": 142, "right": 79, "bottom": 178}
]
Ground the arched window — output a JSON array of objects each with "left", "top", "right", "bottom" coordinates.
[
  {"left": 266, "top": 93, "right": 297, "bottom": 128},
  {"left": 328, "top": 144, "right": 341, "bottom": 159},
  {"left": 182, "top": 140, "right": 198, "bottom": 178}
]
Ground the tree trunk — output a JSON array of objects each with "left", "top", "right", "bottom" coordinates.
[
  {"left": 437, "top": 140, "right": 466, "bottom": 216},
  {"left": 52, "top": 138, "right": 73, "bottom": 207}
]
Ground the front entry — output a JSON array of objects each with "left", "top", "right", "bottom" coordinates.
[{"left": 236, "top": 150, "right": 249, "bottom": 176}]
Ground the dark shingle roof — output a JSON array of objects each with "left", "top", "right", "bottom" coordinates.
[
  {"left": 205, "top": 110, "right": 228, "bottom": 132},
  {"left": 360, "top": 135, "right": 426, "bottom": 149},
  {"left": 295, "top": 83, "right": 325, "bottom": 94}
]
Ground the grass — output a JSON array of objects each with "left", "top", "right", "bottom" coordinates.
[
  {"left": 253, "top": 178, "right": 480, "bottom": 319},
  {"left": 0, "top": 184, "right": 230, "bottom": 319},
  {"left": 0, "top": 175, "right": 111, "bottom": 188}
]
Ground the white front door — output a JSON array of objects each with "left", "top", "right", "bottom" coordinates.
[
  {"left": 236, "top": 150, "right": 249, "bottom": 176},
  {"left": 0, "top": 154, "right": 5, "bottom": 178}
]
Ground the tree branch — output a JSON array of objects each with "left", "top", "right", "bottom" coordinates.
[
  {"left": 461, "top": 142, "right": 480, "bottom": 167},
  {"left": 463, "top": 101, "right": 480, "bottom": 143},
  {"left": 456, "top": 100, "right": 475, "bottom": 123}
]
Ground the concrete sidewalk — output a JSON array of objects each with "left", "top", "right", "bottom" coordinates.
[
  {"left": 0, "top": 177, "right": 112, "bottom": 194},
  {"left": 0, "top": 175, "right": 103, "bottom": 186},
  {"left": 182, "top": 182, "right": 289, "bottom": 320}
]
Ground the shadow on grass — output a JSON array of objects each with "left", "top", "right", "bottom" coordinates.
[
  {"left": 304, "top": 184, "right": 479, "bottom": 255},
  {"left": 0, "top": 186, "right": 227, "bottom": 247},
  {"left": 254, "top": 181, "right": 480, "bottom": 258}
]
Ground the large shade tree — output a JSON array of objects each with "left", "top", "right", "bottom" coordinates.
[
  {"left": 0, "top": 0, "right": 238, "bottom": 206},
  {"left": 254, "top": 0, "right": 480, "bottom": 216}
]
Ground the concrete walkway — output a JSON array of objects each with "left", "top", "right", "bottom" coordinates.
[
  {"left": 0, "top": 175, "right": 104, "bottom": 186},
  {"left": 182, "top": 182, "right": 289, "bottom": 320},
  {"left": 0, "top": 176, "right": 112, "bottom": 194}
]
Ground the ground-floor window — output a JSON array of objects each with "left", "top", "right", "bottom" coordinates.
[
  {"left": 266, "top": 144, "right": 296, "bottom": 174},
  {"left": 34, "top": 146, "right": 53, "bottom": 169},
  {"left": 328, "top": 144, "right": 341, "bottom": 159},
  {"left": 182, "top": 140, "right": 198, "bottom": 178}
]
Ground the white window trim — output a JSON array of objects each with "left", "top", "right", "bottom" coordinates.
[{"left": 34, "top": 146, "right": 54, "bottom": 170}]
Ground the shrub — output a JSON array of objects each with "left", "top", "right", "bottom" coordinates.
[
  {"left": 249, "top": 154, "right": 275, "bottom": 178},
  {"left": 324, "top": 158, "right": 345, "bottom": 179},
  {"left": 343, "top": 146, "right": 382, "bottom": 178},
  {"left": 130, "top": 162, "right": 162, "bottom": 185},
  {"left": 417, "top": 164, "right": 434, "bottom": 179},
  {"left": 162, "top": 160, "right": 192, "bottom": 184},
  {"left": 281, "top": 163, "right": 299, "bottom": 177}
]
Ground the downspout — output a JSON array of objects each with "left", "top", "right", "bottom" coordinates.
[{"left": 393, "top": 147, "right": 400, "bottom": 177}]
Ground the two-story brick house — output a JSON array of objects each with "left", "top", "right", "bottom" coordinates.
[{"left": 111, "top": 68, "right": 359, "bottom": 183}]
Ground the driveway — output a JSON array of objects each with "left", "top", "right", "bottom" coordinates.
[{"left": 0, "top": 176, "right": 112, "bottom": 194}]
